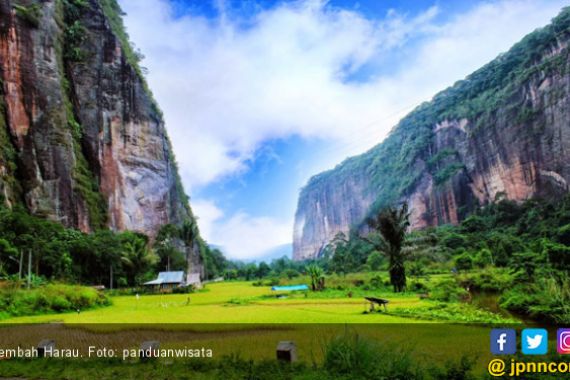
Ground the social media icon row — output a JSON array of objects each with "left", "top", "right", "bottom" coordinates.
[{"left": 491, "top": 328, "right": 570, "bottom": 355}]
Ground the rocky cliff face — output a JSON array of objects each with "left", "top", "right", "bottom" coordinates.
[
  {"left": 0, "top": 0, "right": 195, "bottom": 240},
  {"left": 294, "top": 7, "right": 570, "bottom": 260}
]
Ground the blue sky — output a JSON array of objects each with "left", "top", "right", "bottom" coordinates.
[{"left": 120, "top": 0, "right": 567, "bottom": 260}]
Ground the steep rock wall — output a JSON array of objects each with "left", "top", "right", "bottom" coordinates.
[
  {"left": 0, "top": 0, "right": 194, "bottom": 240},
  {"left": 294, "top": 7, "right": 570, "bottom": 260}
]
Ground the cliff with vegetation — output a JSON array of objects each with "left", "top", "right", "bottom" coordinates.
[
  {"left": 294, "top": 7, "right": 570, "bottom": 260},
  {"left": 0, "top": 0, "right": 195, "bottom": 239}
]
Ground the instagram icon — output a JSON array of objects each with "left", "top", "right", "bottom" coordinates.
[{"left": 558, "top": 329, "right": 570, "bottom": 354}]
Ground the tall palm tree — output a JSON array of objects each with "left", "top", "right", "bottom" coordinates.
[
  {"left": 121, "top": 235, "right": 157, "bottom": 286},
  {"left": 365, "top": 202, "right": 410, "bottom": 293}
]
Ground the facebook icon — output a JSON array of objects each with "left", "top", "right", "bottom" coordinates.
[{"left": 491, "top": 329, "right": 517, "bottom": 355}]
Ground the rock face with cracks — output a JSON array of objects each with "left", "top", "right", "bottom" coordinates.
[
  {"left": 294, "top": 7, "right": 570, "bottom": 260},
  {"left": 0, "top": 0, "right": 202, "bottom": 275}
]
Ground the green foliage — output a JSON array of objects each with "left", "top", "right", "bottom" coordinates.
[
  {"left": 457, "top": 268, "right": 514, "bottom": 292},
  {"left": 454, "top": 252, "right": 473, "bottom": 271},
  {"left": 501, "top": 276, "right": 570, "bottom": 324},
  {"left": 365, "top": 202, "right": 410, "bottom": 292},
  {"left": 0, "top": 345, "right": 479, "bottom": 380},
  {"left": 99, "top": 0, "right": 163, "bottom": 116},
  {"left": 13, "top": 3, "right": 42, "bottom": 27},
  {"left": 0, "top": 284, "right": 109, "bottom": 318},
  {"left": 366, "top": 251, "right": 383, "bottom": 271},
  {"left": 434, "top": 163, "right": 465, "bottom": 186},
  {"left": 64, "top": 20, "right": 88, "bottom": 62},
  {"left": 324, "top": 331, "right": 421, "bottom": 379},
  {"left": 53, "top": 0, "right": 108, "bottom": 229},
  {"left": 0, "top": 87, "right": 19, "bottom": 204},
  {"left": 558, "top": 224, "right": 570, "bottom": 245},
  {"left": 328, "top": 232, "right": 375, "bottom": 274},
  {"left": 0, "top": 206, "right": 180, "bottom": 287},
  {"left": 391, "top": 302, "right": 517, "bottom": 323},
  {"left": 0, "top": 238, "right": 18, "bottom": 276},
  {"left": 305, "top": 263, "right": 325, "bottom": 291},
  {"left": 426, "top": 148, "right": 457, "bottom": 168},
  {"left": 429, "top": 279, "right": 468, "bottom": 302}
]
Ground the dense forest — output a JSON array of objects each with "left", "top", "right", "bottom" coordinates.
[{"left": 0, "top": 205, "right": 226, "bottom": 288}]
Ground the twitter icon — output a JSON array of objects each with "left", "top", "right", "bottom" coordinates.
[{"left": 522, "top": 329, "right": 548, "bottom": 355}]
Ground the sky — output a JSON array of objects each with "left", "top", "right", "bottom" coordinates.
[{"left": 119, "top": 0, "right": 567, "bottom": 261}]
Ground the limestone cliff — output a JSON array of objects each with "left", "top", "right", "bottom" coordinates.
[
  {"left": 0, "top": 0, "right": 195, "bottom": 241},
  {"left": 294, "top": 7, "right": 570, "bottom": 260}
]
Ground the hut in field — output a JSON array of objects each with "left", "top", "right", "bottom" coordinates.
[{"left": 143, "top": 271, "right": 185, "bottom": 291}]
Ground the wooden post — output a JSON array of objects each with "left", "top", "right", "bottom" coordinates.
[{"left": 27, "top": 250, "right": 31, "bottom": 289}]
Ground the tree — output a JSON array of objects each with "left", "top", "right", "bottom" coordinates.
[
  {"left": 365, "top": 202, "right": 410, "bottom": 293},
  {"left": 155, "top": 225, "right": 186, "bottom": 272},
  {"left": 256, "top": 262, "right": 271, "bottom": 279},
  {"left": 120, "top": 233, "right": 158, "bottom": 286},
  {"left": 0, "top": 238, "right": 18, "bottom": 277},
  {"left": 306, "top": 264, "right": 325, "bottom": 291},
  {"left": 366, "top": 251, "right": 383, "bottom": 271},
  {"left": 180, "top": 219, "right": 199, "bottom": 247}
]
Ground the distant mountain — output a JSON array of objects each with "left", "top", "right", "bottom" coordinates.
[
  {"left": 294, "top": 7, "right": 570, "bottom": 260},
  {"left": 255, "top": 244, "right": 292, "bottom": 263}
]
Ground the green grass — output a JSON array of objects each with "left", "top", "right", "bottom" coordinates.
[
  {"left": 0, "top": 281, "right": 432, "bottom": 324},
  {"left": 0, "top": 278, "right": 522, "bottom": 378},
  {"left": 0, "top": 269, "right": 521, "bottom": 324}
]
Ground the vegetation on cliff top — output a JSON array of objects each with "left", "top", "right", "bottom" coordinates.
[{"left": 300, "top": 6, "right": 570, "bottom": 221}]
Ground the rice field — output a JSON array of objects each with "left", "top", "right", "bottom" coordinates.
[
  {"left": 0, "top": 281, "right": 428, "bottom": 324},
  {"left": 0, "top": 280, "right": 513, "bottom": 376}
]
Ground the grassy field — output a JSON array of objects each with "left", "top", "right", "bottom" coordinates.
[
  {"left": 1, "top": 281, "right": 430, "bottom": 324},
  {"left": 0, "top": 278, "right": 523, "bottom": 378}
]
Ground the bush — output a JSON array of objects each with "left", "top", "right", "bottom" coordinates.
[
  {"left": 473, "top": 248, "right": 493, "bottom": 268},
  {"left": 411, "top": 281, "right": 428, "bottom": 292},
  {"left": 369, "top": 276, "right": 382, "bottom": 289},
  {"left": 454, "top": 252, "right": 473, "bottom": 271},
  {"left": 500, "top": 277, "right": 570, "bottom": 323},
  {"left": 0, "top": 284, "right": 110, "bottom": 318},
  {"left": 352, "top": 279, "right": 365, "bottom": 287},
  {"left": 324, "top": 331, "right": 420, "bottom": 379},
  {"left": 430, "top": 279, "right": 468, "bottom": 302},
  {"left": 457, "top": 268, "right": 514, "bottom": 292}
]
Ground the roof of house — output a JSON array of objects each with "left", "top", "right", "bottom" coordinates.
[{"left": 143, "top": 271, "right": 185, "bottom": 286}]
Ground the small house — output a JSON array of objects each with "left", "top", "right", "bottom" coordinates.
[{"left": 143, "top": 271, "right": 185, "bottom": 291}]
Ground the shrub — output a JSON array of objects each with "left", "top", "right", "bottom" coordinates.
[
  {"left": 411, "top": 281, "right": 428, "bottom": 292},
  {"left": 500, "top": 277, "right": 570, "bottom": 323},
  {"left": 352, "top": 279, "right": 365, "bottom": 287},
  {"left": 454, "top": 252, "right": 473, "bottom": 271},
  {"left": 457, "top": 268, "right": 514, "bottom": 292},
  {"left": 324, "top": 331, "right": 420, "bottom": 379},
  {"left": 369, "top": 276, "right": 382, "bottom": 289},
  {"left": 430, "top": 279, "right": 468, "bottom": 302},
  {"left": 13, "top": 4, "right": 42, "bottom": 27},
  {"left": 0, "top": 284, "right": 109, "bottom": 318}
]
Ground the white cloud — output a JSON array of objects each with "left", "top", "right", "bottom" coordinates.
[
  {"left": 192, "top": 199, "right": 291, "bottom": 260},
  {"left": 119, "top": 0, "right": 567, "bottom": 258}
]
